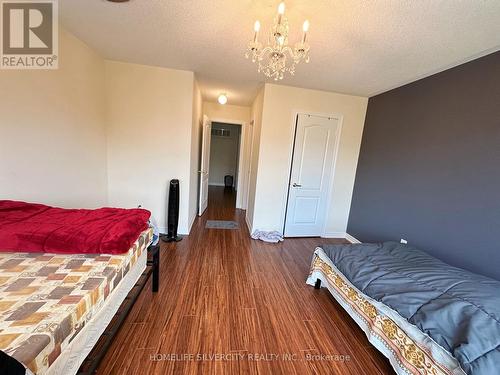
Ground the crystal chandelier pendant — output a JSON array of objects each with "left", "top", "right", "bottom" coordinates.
[{"left": 246, "top": 2, "right": 310, "bottom": 80}]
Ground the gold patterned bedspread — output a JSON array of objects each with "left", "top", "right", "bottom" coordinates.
[
  {"left": 0, "top": 228, "right": 152, "bottom": 374},
  {"left": 307, "top": 251, "right": 465, "bottom": 375}
]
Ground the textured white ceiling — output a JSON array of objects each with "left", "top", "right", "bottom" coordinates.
[{"left": 60, "top": 0, "right": 500, "bottom": 106}]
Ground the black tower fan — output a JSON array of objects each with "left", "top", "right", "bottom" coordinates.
[{"left": 161, "top": 179, "right": 182, "bottom": 242}]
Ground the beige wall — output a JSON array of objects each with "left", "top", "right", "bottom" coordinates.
[
  {"left": 245, "top": 88, "right": 265, "bottom": 232},
  {"left": 0, "top": 28, "right": 108, "bottom": 208},
  {"left": 105, "top": 61, "right": 195, "bottom": 234},
  {"left": 0, "top": 28, "right": 366, "bottom": 240},
  {"left": 1, "top": 28, "right": 201, "bottom": 235},
  {"left": 202, "top": 102, "right": 252, "bottom": 209},
  {"left": 250, "top": 84, "right": 368, "bottom": 236},
  {"left": 203, "top": 102, "right": 251, "bottom": 124},
  {"left": 189, "top": 81, "right": 203, "bottom": 228}
]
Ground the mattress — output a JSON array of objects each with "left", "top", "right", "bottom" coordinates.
[
  {"left": 46, "top": 249, "right": 148, "bottom": 375},
  {"left": 307, "top": 247, "right": 466, "bottom": 375},
  {"left": 0, "top": 228, "right": 153, "bottom": 374}
]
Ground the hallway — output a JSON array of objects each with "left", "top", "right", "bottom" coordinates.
[
  {"left": 96, "top": 187, "right": 393, "bottom": 374},
  {"left": 206, "top": 186, "right": 239, "bottom": 219}
]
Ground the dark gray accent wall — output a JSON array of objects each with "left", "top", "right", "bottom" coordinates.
[{"left": 348, "top": 51, "right": 500, "bottom": 281}]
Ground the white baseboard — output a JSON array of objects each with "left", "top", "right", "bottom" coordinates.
[
  {"left": 345, "top": 233, "right": 361, "bottom": 244},
  {"left": 322, "top": 231, "right": 347, "bottom": 239},
  {"left": 245, "top": 214, "right": 252, "bottom": 234},
  {"left": 158, "top": 226, "right": 189, "bottom": 236},
  {"left": 187, "top": 216, "right": 195, "bottom": 234},
  {"left": 208, "top": 183, "right": 226, "bottom": 187},
  {"left": 322, "top": 231, "right": 362, "bottom": 244}
]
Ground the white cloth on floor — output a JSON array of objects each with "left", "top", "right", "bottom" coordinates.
[{"left": 251, "top": 230, "right": 284, "bottom": 243}]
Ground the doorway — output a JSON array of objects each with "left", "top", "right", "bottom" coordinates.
[
  {"left": 209, "top": 122, "right": 241, "bottom": 192},
  {"left": 198, "top": 119, "right": 244, "bottom": 216},
  {"left": 284, "top": 113, "right": 341, "bottom": 237}
]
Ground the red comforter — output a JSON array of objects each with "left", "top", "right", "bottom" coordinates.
[{"left": 0, "top": 200, "right": 151, "bottom": 255}]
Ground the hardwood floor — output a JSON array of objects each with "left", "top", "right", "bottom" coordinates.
[{"left": 96, "top": 187, "right": 393, "bottom": 374}]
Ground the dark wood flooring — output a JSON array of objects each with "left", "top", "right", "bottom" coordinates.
[{"left": 96, "top": 187, "right": 393, "bottom": 374}]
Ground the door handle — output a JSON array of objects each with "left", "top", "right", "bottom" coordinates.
[{"left": 292, "top": 183, "right": 302, "bottom": 188}]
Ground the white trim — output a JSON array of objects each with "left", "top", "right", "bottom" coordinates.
[
  {"left": 245, "top": 213, "right": 253, "bottom": 234},
  {"left": 159, "top": 226, "right": 191, "bottom": 237},
  {"left": 320, "top": 115, "right": 344, "bottom": 238},
  {"left": 282, "top": 110, "right": 344, "bottom": 237},
  {"left": 345, "top": 233, "right": 361, "bottom": 244},
  {"left": 210, "top": 117, "right": 246, "bottom": 126},
  {"left": 320, "top": 232, "right": 362, "bottom": 244},
  {"left": 244, "top": 120, "right": 254, "bottom": 210},
  {"left": 159, "top": 226, "right": 189, "bottom": 236},
  {"left": 322, "top": 231, "right": 347, "bottom": 239},
  {"left": 236, "top": 122, "right": 246, "bottom": 208},
  {"left": 208, "top": 182, "right": 226, "bottom": 187},
  {"left": 198, "top": 115, "right": 212, "bottom": 217},
  {"left": 187, "top": 211, "right": 197, "bottom": 234}
]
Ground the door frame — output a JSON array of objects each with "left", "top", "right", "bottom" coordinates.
[
  {"left": 198, "top": 115, "right": 212, "bottom": 216},
  {"left": 281, "top": 111, "right": 344, "bottom": 237},
  {"left": 208, "top": 117, "right": 247, "bottom": 210},
  {"left": 244, "top": 120, "right": 255, "bottom": 212}
]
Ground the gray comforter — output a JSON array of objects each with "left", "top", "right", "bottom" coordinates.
[{"left": 321, "top": 241, "right": 500, "bottom": 375}]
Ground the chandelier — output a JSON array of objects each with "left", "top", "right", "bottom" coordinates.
[{"left": 246, "top": 2, "right": 310, "bottom": 80}]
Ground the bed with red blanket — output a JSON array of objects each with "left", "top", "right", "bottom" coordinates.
[
  {"left": 0, "top": 200, "right": 151, "bottom": 255},
  {"left": 0, "top": 200, "right": 157, "bottom": 375}
]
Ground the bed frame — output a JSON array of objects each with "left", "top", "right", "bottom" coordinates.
[{"left": 77, "top": 244, "right": 160, "bottom": 375}]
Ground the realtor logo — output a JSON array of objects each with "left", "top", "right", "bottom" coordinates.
[{"left": 1, "top": 0, "right": 58, "bottom": 69}]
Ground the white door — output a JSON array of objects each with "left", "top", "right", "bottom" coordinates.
[
  {"left": 198, "top": 115, "right": 212, "bottom": 216},
  {"left": 284, "top": 114, "right": 340, "bottom": 237}
]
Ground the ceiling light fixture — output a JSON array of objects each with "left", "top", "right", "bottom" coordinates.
[
  {"left": 218, "top": 94, "right": 228, "bottom": 105},
  {"left": 246, "top": 2, "right": 310, "bottom": 80}
]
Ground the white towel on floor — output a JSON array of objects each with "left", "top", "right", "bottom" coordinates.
[{"left": 251, "top": 230, "right": 284, "bottom": 243}]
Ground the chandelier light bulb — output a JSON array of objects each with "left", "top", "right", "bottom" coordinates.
[
  {"left": 254, "top": 20, "right": 261, "bottom": 32},
  {"left": 253, "top": 20, "right": 261, "bottom": 42},
  {"left": 278, "top": 2, "right": 286, "bottom": 15},
  {"left": 218, "top": 94, "right": 228, "bottom": 105},
  {"left": 302, "top": 20, "right": 310, "bottom": 43},
  {"left": 303, "top": 20, "right": 310, "bottom": 33}
]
